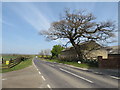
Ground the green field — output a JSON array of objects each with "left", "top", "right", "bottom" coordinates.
[
  {"left": 2, "top": 54, "right": 32, "bottom": 60},
  {"left": 1, "top": 54, "right": 34, "bottom": 73},
  {"left": 2, "top": 55, "right": 18, "bottom": 60},
  {"left": 1, "top": 58, "right": 32, "bottom": 73}
]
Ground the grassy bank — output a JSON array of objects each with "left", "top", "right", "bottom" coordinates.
[
  {"left": 1, "top": 58, "right": 32, "bottom": 73},
  {"left": 1, "top": 54, "right": 34, "bottom": 73},
  {"left": 39, "top": 58, "right": 94, "bottom": 68}
]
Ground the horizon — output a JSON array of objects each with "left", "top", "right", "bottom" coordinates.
[{"left": 2, "top": 2, "right": 118, "bottom": 54}]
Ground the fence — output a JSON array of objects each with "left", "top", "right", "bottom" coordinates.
[
  {"left": 98, "top": 54, "right": 120, "bottom": 69},
  {"left": 2, "top": 57, "right": 23, "bottom": 69}
]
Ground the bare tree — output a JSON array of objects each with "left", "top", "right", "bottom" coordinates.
[
  {"left": 39, "top": 49, "right": 51, "bottom": 57},
  {"left": 39, "top": 50, "right": 45, "bottom": 57},
  {"left": 40, "top": 9, "right": 116, "bottom": 62},
  {"left": 44, "top": 49, "right": 51, "bottom": 56}
]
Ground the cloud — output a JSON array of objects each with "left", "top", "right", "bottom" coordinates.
[
  {"left": 54, "top": 38, "right": 70, "bottom": 45},
  {"left": 11, "top": 3, "right": 50, "bottom": 31},
  {"left": 2, "top": 20, "right": 16, "bottom": 27}
]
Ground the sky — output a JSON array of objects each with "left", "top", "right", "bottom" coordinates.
[{"left": 1, "top": 2, "right": 118, "bottom": 54}]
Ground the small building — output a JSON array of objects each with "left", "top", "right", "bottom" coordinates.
[
  {"left": 59, "top": 41, "right": 108, "bottom": 61},
  {"left": 107, "top": 45, "right": 120, "bottom": 54}
]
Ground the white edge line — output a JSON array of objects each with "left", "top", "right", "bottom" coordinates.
[
  {"left": 47, "top": 84, "right": 51, "bottom": 88},
  {"left": 110, "top": 76, "right": 120, "bottom": 79},
  {"left": 2, "top": 78, "right": 7, "bottom": 80},
  {"left": 60, "top": 68, "right": 93, "bottom": 83},
  {"left": 94, "top": 72, "right": 100, "bottom": 74},
  {"left": 32, "top": 58, "right": 38, "bottom": 70},
  {"left": 42, "top": 76, "right": 46, "bottom": 81},
  {"left": 32, "top": 58, "right": 41, "bottom": 74},
  {"left": 50, "top": 64, "right": 54, "bottom": 67},
  {"left": 66, "top": 64, "right": 88, "bottom": 70}
]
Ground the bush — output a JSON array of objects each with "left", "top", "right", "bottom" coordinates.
[
  {"left": 17, "top": 56, "right": 30, "bottom": 61},
  {"left": 51, "top": 45, "right": 64, "bottom": 58},
  {"left": 82, "top": 59, "right": 98, "bottom": 67}
]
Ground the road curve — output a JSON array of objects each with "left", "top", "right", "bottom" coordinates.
[{"left": 34, "top": 58, "right": 119, "bottom": 88}]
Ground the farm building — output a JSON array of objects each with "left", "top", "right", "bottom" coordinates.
[{"left": 59, "top": 41, "right": 108, "bottom": 61}]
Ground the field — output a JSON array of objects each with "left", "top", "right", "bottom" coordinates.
[
  {"left": 2, "top": 55, "right": 18, "bottom": 60},
  {"left": 0, "top": 54, "right": 34, "bottom": 73}
]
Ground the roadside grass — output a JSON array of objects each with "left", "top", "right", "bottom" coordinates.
[
  {"left": 1, "top": 58, "right": 32, "bottom": 73},
  {"left": 61, "top": 61, "right": 90, "bottom": 68},
  {"left": 39, "top": 58, "right": 90, "bottom": 68},
  {"left": 1, "top": 54, "right": 35, "bottom": 73}
]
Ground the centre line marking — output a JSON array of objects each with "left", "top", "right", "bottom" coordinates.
[
  {"left": 42, "top": 76, "right": 46, "bottom": 81},
  {"left": 47, "top": 84, "right": 51, "bottom": 88},
  {"left": 38, "top": 71, "right": 41, "bottom": 74},
  {"left": 60, "top": 68, "right": 93, "bottom": 83},
  {"left": 2, "top": 78, "right": 7, "bottom": 81}
]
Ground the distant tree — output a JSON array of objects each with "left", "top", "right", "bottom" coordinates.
[
  {"left": 39, "top": 50, "right": 45, "bottom": 57},
  {"left": 44, "top": 49, "right": 51, "bottom": 56},
  {"left": 39, "top": 49, "right": 51, "bottom": 57},
  {"left": 40, "top": 9, "right": 116, "bottom": 62},
  {"left": 51, "top": 45, "right": 64, "bottom": 58}
]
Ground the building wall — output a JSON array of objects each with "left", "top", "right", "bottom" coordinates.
[
  {"left": 59, "top": 48, "right": 108, "bottom": 61},
  {"left": 59, "top": 48, "right": 79, "bottom": 61},
  {"left": 86, "top": 49, "right": 108, "bottom": 59},
  {"left": 98, "top": 54, "right": 120, "bottom": 69}
]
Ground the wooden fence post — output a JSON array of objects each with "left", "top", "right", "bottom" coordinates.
[
  {"left": 2, "top": 58, "right": 3, "bottom": 64},
  {"left": 98, "top": 56, "right": 102, "bottom": 68}
]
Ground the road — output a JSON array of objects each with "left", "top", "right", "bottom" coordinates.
[
  {"left": 2, "top": 64, "right": 43, "bottom": 88},
  {"left": 33, "top": 58, "right": 119, "bottom": 88}
]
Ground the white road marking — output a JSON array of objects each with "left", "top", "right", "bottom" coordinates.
[
  {"left": 2, "top": 78, "right": 7, "bottom": 81},
  {"left": 32, "top": 58, "right": 42, "bottom": 75},
  {"left": 110, "top": 76, "right": 120, "bottom": 79},
  {"left": 42, "top": 76, "right": 46, "bottom": 81},
  {"left": 94, "top": 72, "right": 100, "bottom": 74},
  {"left": 32, "top": 59, "right": 38, "bottom": 70},
  {"left": 60, "top": 68, "right": 93, "bottom": 83},
  {"left": 50, "top": 64, "right": 54, "bottom": 67},
  {"left": 47, "top": 84, "right": 51, "bottom": 88},
  {"left": 39, "top": 71, "right": 41, "bottom": 74},
  {"left": 66, "top": 64, "right": 88, "bottom": 70}
]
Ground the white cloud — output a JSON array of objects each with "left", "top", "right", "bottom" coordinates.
[
  {"left": 2, "top": 20, "right": 16, "bottom": 27},
  {"left": 54, "top": 38, "right": 70, "bottom": 45},
  {"left": 11, "top": 3, "right": 50, "bottom": 31}
]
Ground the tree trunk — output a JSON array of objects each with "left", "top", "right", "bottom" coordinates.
[{"left": 70, "top": 39, "right": 83, "bottom": 62}]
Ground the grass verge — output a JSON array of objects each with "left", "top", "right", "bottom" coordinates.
[
  {"left": 39, "top": 58, "right": 91, "bottom": 68},
  {"left": 1, "top": 58, "right": 32, "bottom": 73}
]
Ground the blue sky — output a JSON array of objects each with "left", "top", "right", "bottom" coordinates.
[{"left": 2, "top": 2, "right": 118, "bottom": 54}]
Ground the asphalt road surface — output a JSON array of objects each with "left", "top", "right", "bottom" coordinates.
[
  {"left": 33, "top": 58, "right": 119, "bottom": 88},
  {"left": 2, "top": 64, "right": 43, "bottom": 88}
]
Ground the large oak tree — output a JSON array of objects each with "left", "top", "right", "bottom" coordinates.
[{"left": 40, "top": 9, "right": 116, "bottom": 62}]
